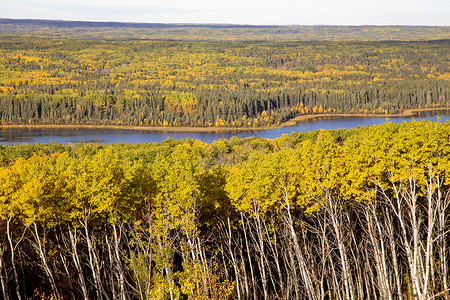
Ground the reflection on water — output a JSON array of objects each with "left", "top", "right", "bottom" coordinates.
[
  {"left": 295, "top": 115, "right": 343, "bottom": 123},
  {"left": 1, "top": 111, "right": 449, "bottom": 145}
]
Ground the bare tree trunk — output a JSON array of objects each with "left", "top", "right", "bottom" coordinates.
[
  {"left": 238, "top": 235, "right": 250, "bottom": 299},
  {"left": 156, "top": 218, "right": 175, "bottom": 300},
  {"left": 347, "top": 214, "right": 365, "bottom": 300},
  {"left": 225, "top": 217, "right": 241, "bottom": 300},
  {"left": 184, "top": 226, "right": 202, "bottom": 297},
  {"left": 283, "top": 237, "right": 300, "bottom": 299},
  {"left": 246, "top": 208, "right": 268, "bottom": 300},
  {"left": 378, "top": 165, "right": 447, "bottom": 300},
  {"left": 385, "top": 208, "right": 403, "bottom": 300},
  {"left": 325, "top": 193, "right": 355, "bottom": 300},
  {"left": 317, "top": 214, "right": 330, "bottom": 300},
  {"left": 55, "top": 229, "right": 76, "bottom": 300},
  {"left": 266, "top": 216, "right": 284, "bottom": 298},
  {"left": 259, "top": 212, "right": 278, "bottom": 298},
  {"left": 300, "top": 215, "right": 328, "bottom": 299},
  {"left": 283, "top": 197, "right": 318, "bottom": 300},
  {"left": 68, "top": 226, "right": 89, "bottom": 300},
  {"left": 365, "top": 202, "right": 392, "bottom": 300},
  {"left": 252, "top": 205, "right": 269, "bottom": 300},
  {"left": 80, "top": 210, "right": 104, "bottom": 300},
  {"left": 6, "top": 217, "right": 27, "bottom": 300},
  {"left": 362, "top": 246, "right": 376, "bottom": 300},
  {"left": 436, "top": 181, "right": 449, "bottom": 295},
  {"left": 220, "top": 242, "right": 231, "bottom": 289},
  {"left": 422, "top": 173, "right": 437, "bottom": 298},
  {"left": 126, "top": 219, "right": 154, "bottom": 300},
  {"left": 240, "top": 212, "right": 258, "bottom": 300},
  {"left": 105, "top": 234, "right": 118, "bottom": 300},
  {"left": 112, "top": 222, "right": 127, "bottom": 300},
  {"left": 196, "top": 236, "right": 210, "bottom": 297},
  {"left": 6, "top": 218, "right": 21, "bottom": 300},
  {"left": 0, "top": 243, "right": 9, "bottom": 300},
  {"left": 315, "top": 210, "right": 341, "bottom": 300},
  {"left": 382, "top": 176, "right": 419, "bottom": 298},
  {"left": 31, "top": 222, "right": 62, "bottom": 300},
  {"left": 326, "top": 237, "right": 343, "bottom": 300}
]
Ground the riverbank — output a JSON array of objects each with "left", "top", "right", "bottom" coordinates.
[
  {"left": 1, "top": 107, "right": 448, "bottom": 133},
  {"left": 282, "top": 107, "right": 450, "bottom": 126}
]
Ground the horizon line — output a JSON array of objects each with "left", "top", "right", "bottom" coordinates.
[{"left": 1, "top": 17, "right": 449, "bottom": 28}]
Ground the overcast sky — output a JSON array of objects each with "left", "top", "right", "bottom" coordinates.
[{"left": 2, "top": 0, "right": 449, "bottom": 26}]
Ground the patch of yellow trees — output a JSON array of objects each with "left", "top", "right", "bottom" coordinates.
[{"left": 0, "top": 120, "right": 450, "bottom": 299}]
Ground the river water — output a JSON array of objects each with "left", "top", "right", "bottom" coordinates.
[{"left": 0, "top": 112, "right": 448, "bottom": 145}]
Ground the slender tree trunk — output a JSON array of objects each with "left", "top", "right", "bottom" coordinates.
[
  {"left": 6, "top": 217, "right": 26, "bottom": 300},
  {"left": 252, "top": 206, "right": 268, "bottom": 300},
  {"left": 325, "top": 193, "right": 355, "bottom": 300},
  {"left": 347, "top": 215, "right": 364, "bottom": 300},
  {"left": 385, "top": 208, "right": 403, "bottom": 300},
  {"left": 80, "top": 211, "right": 104, "bottom": 300},
  {"left": 363, "top": 246, "right": 376, "bottom": 300},
  {"left": 31, "top": 222, "right": 61, "bottom": 300},
  {"left": 0, "top": 243, "right": 9, "bottom": 300},
  {"left": 379, "top": 167, "right": 443, "bottom": 300},
  {"left": 283, "top": 237, "right": 300, "bottom": 299},
  {"left": 105, "top": 234, "right": 118, "bottom": 300},
  {"left": 385, "top": 178, "right": 418, "bottom": 298},
  {"left": 68, "top": 226, "right": 89, "bottom": 300},
  {"left": 196, "top": 236, "right": 210, "bottom": 297},
  {"left": 112, "top": 222, "right": 127, "bottom": 300},
  {"left": 365, "top": 203, "right": 392, "bottom": 300},
  {"left": 266, "top": 217, "right": 284, "bottom": 298},
  {"left": 422, "top": 176, "right": 436, "bottom": 298},
  {"left": 127, "top": 219, "right": 154, "bottom": 299},
  {"left": 240, "top": 212, "right": 258, "bottom": 300},
  {"left": 226, "top": 217, "right": 241, "bottom": 300},
  {"left": 238, "top": 236, "right": 250, "bottom": 299},
  {"left": 283, "top": 198, "right": 318, "bottom": 300},
  {"left": 436, "top": 183, "right": 449, "bottom": 295},
  {"left": 317, "top": 214, "right": 329, "bottom": 300},
  {"left": 184, "top": 227, "right": 202, "bottom": 297},
  {"left": 6, "top": 218, "right": 21, "bottom": 300},
  {"left": 54, "top": 228, "right": 76, "bottom": 300}
]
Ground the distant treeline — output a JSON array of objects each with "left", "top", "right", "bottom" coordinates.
[
  {"left": 0, "top": 121, "right": 449, "bottom": 299},
  {"left": 0, "top": 37, "right": 448, "bottom": 127},
  {"left": 0, "top": 18, "right": 276, "bottom": 29},
  {"left": 1, "top": 18, "right": 449, "bottom": 41}
]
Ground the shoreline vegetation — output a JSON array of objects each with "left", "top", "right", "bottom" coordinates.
[{"left": 1, "top": 107, "right": 448, "bottom": 133}]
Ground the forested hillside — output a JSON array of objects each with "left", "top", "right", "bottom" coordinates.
[
  {"left": 0, "top": 37, "right": 448, "bottom": 127},
  {"left": 0, "top": 121, "right": 449, "bottom": 299}
]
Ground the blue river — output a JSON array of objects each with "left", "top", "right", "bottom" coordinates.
[{"left": 0, "top": 111, "right": 448, "bottom": 145}]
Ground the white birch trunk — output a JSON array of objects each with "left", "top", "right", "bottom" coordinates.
[
  {"left": 6, "top": 218, "right": 22, "bottom": 300},
  {"left": 68, "top": 226, "right": 89, "bottom": 300},
  {"left": 31, "top": 222, "right": 61, "bottom": 300}
]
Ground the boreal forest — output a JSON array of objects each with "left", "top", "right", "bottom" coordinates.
[
  {"left": 0, "top": 19, "right": 450, "bottom": 300},
  {"left": 0, "top": 20, "right": 449, "bottom": 127}
]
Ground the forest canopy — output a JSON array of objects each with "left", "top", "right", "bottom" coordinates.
[{"left": 0, "top": 35, "right": 448, "bottom": 127}]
